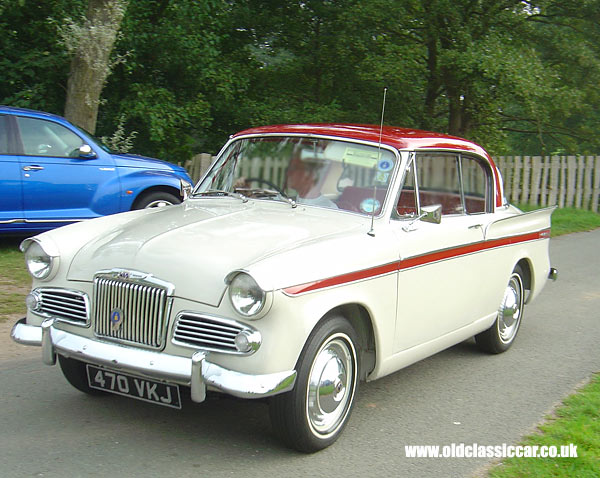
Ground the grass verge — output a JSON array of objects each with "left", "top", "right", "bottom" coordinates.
[
  {"left": 0, "top": 238, "right": 30, "bottom": 321},
  {"left": 488, "top": 374, "right": 600, "bottom": 478}
]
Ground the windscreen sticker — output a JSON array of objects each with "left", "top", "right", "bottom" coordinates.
[
  {"left": 374, "top": 171, "right": 389, "bottom": 183},
  {"left": 342, "top": 147, "right": 379, "bottom": 168},
  {"left": 377, "top": 158, "right": 394, "bottom": 172},
  {"left": 360, "top": 197, "right": 381, "bottom": 214}
]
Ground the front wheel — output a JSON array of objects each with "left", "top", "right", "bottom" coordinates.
[
  {"left": 475, "top": 265, "right": 525, "bottom": 354},
  {"left": 269, "top": 316, "right": 360, "bottom": 453},
  {"left": 132, "top": 191, "right": 180, "bottom": 209}
]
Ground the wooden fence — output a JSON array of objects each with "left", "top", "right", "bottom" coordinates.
[
  {"left": 496, "top": 156, "right": 600, "bottom": 212},
  {"left": 181, "top": 153, "right": 600, "bottom": 212},
  {"left": 180, "top": 153, "right": 214, "bottom": 183}
]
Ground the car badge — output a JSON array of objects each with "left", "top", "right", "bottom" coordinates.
[
  {"left": 117, "top": 271, "right": 130, "bottom": 279},
  {"left": 110, "top": 308, "right": 125, "bottom": 332}
]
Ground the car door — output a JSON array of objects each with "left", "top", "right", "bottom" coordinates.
[
  {"left": 14, "top": 115, "right": 120, "bottom": 224},
  {"left": 0, "top": 114, "right": 24, "bottom": 227},
  {"left": 392, "top": 152, "right": 497, "bottom": 352}
]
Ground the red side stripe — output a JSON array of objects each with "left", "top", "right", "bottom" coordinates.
[{"left": 282, "top": 229, "right": 550, "bottom": 296}]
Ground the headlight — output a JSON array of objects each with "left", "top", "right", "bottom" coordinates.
[
  {"left": 21, "top": 239, "right": 58, "bottom": 280},
  {"left": 228, "top": 272, "right": 266, "bottom": 317}
]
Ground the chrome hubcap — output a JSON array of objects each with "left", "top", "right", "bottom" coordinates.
[
  {"left": 498, "top": 273, "right": 523, "bottom": 344},
  {"left": 306, "top": 334, "right": 357, "bottom": 438}
]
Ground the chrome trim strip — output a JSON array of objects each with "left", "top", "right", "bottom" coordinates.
[
  {"left": 11, "top": 318, "right": 296, "bottom": 402},
  {"left": 0, "top": 218, "right": 82, "bottom": 224}
]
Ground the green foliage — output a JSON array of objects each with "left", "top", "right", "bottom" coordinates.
[
  {"left": 2, "top": 0, "right": 600, "bottom": 159},
  {"left": 0, "top": 239, "right": 30, "bottom": 321},
  {"left": 489, "top": 374, "right": 600, "bottom": 478},
  {"left": 0, "top": 0, "right": 83, "bottom": 113}
]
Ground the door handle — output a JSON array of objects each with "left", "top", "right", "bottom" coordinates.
[
  {"left": 468, "top": 223, "right": 483, "bottom": 230},
  {"left": 23, "top": 165, "right": 44, "bottom": 171}
]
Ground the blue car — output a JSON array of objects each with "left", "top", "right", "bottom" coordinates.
[{"left": 0, "top": 106, "right": 192, "bottom": 233}]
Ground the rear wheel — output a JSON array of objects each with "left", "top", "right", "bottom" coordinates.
[
  {"left": 475, "top": 265, "right": 525, "bottom": 354},
  {"left": 58, "top": 355, "right": 106, "bottom": 396},
  {"left": 269, "top": 316, "right": 360, "bottom": 453}
]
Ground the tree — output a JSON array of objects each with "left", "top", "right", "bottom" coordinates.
[{"left": 63, "top": 0, "right": 128, "bottom": 134}]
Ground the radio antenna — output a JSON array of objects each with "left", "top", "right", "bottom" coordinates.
[{"left": 368, "top": 86, "right": 388, "bottom": 237}]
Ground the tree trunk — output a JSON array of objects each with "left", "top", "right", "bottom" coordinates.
[{"left": 64, "top": 0, "right": 128, "bottom": 134}]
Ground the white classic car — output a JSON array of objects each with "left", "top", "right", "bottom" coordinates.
[{"left": 12, "top": 124, "right": 557, "bottom": 452}]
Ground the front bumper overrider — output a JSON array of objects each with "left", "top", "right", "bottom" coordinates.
[{"left": 11, "top": 318, "right": 296, "bottom": 403}]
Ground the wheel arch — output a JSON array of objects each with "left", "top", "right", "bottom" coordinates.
[
  {"left": 515, "top": 257, "right": 533, "bottom": 302},
  {"left": 131, "top": 185, "right": 181, "bottom": 209},
  {"left": 319, "top": 303, "right": 377, "bottom": 381}
]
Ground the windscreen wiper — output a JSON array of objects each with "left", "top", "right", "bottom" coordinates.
[
  {"left": 234, "top": 188, "right": 297, "bottom": 208},
  {"left": 192, "top": 189, "right": 249, "bottom": 202}
]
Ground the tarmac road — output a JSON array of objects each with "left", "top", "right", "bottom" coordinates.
[{"left": 1, "top": 229, "right": 599, "bottom": 478}]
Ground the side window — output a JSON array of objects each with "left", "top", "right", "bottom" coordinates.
[
  {"left": 417, "top": 153, "right": 463, "bottom": 215},
  {"left": 461, "top": 156, "right": 488, "bottom": 214},
  {"left": 16, "top": 117, "right": 83, "bottom": 157},
  {"left": 395, "top": 152, "right": 491, "bottom": 218}
]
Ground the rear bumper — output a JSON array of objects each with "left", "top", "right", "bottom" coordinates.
[{"left": 11, "top": 318, "right": 296, "bottom": 403}]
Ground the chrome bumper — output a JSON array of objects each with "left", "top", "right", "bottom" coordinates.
[{"left": 11, "top": 318, "right": 296, "bottom": 403}]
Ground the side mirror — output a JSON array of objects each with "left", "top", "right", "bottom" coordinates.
[
  {"left": 78, "top": 144, "right": 97, "bottom": 159},
  {"left": 402, "top": 204, "right": 442, "bottom": 232},
  {"left": 180, "top": 179, "right": 193, "bottom": 200},
  {"left": 420, "top": 204, "right": 442, "bottom": 224}
]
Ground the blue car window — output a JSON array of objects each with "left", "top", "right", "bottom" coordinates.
[{"left": 17, "top": 116, "right": 84, "bottom": 157}]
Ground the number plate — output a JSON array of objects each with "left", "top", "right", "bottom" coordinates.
[{"left": 86, "top": 364, "right": 182, "bottom": 409}]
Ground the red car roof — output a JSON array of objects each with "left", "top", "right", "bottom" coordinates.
[
  {"left": 234, "top": 124, "right": 492, "bottom": 159},
  {"left": 233, "top": 123, "right": 502, "bottom": 207}
]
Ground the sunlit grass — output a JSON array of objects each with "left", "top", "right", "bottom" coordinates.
[{"left": 489, "top": 375, "right": 600, "bottom": 478}]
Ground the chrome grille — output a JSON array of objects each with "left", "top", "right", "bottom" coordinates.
[
  {"left": 173, "top": 313, "right": 250, "bottom": 354},
  {"left": 36, "top": 288, "right": 88, "bottom": 325},
  {"left": 93, "top": 271, "right": 173, "bottom": 349}
]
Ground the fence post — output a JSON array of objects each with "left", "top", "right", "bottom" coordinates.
[
  {"left": 565, "top": 156, "right": 576, "bottom": 207},
  {"left": 583, "top": 156, "right": 594, "bottom": 210},
  {"left": 575, "top": 156, "right": 585, "bottom": 208},
  {"left": 593, "top": 156, "right": 600, "bottom": 213},
  {"left": 530, "top": 156, "right": 541, "bottom": 207},
  {"left": 511, "top": 156, "right": 521, "bottom": 204}
]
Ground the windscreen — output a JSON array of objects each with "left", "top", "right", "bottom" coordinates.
[{"left": 197, "top": 136, "right": 398, "bottom": 215}]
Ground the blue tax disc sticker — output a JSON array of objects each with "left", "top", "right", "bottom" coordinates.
[
  {"left": 377, "top": 158, "right": 394, "bottom": 172},
  {"left": 360, "top": 198, "right": 381, "bottom": 214}
]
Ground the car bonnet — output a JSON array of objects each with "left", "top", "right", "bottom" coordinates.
[{"left": 66, "top": 200, "right": 365, "bottom": 306}]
